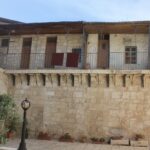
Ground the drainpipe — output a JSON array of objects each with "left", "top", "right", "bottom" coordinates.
[
  {"left": 82, "top": 25, "right": 88, "bottom": 69},
  {"left": 63, "top": 27, "right": 69, "bottom": 68}
]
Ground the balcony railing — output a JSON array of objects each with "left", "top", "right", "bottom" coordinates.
[
  {"left": 109, "top": 51, "right": 149, "bottom": 70},
  {"left": 0, "top": 52, "right": 149, "bottom": 70}
]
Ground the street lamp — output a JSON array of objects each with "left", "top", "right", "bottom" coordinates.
[{"left": 18, "top": 98, "right": 30, "bottom": 150}]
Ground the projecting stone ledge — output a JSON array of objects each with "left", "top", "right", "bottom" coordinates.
[{"left": 5, "top": 69, "right": 150, "bottom": 88}]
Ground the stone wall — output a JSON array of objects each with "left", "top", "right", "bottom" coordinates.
[
  {"left": 110, "top": 34, "right": 149, "bottom": 69},
  {"left": 0, "top": 68, "right": 8, "bottom": 94},
  {"left": 3, "top": 69, "right": 150, "bottom": 140}
]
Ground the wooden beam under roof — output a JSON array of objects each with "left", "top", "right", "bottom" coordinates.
[{"left": 0, "top": 21, "right": 150, "bottom": 35}]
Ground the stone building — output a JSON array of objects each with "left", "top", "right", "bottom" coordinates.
[{"left": 0, "top": 21, "right": 150, "bottom": 140}]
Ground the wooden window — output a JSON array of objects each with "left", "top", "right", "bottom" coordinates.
[
  {"left": 99, "top": 34, "right": 109, "bottom": 40},
  {"left": 22, "top": 38, "right": 32, "bottom": 48},
  {"left": 72, "top": 48, "right": 82, "bottom": 63},
  {"left": 1, "top": 39, "right": 9, "bottom": 47},
  {"left": 125, "top": 46, "right": 137, "bottom": 64}
]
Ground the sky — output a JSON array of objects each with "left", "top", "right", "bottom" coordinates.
[{"left": 1, "top": 0, "right": 150, "bottom": 23}]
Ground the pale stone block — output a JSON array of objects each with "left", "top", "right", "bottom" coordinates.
[
  {"left": 111, "top": 139, "right": 129, "bottom": 146},
  {"left": 122, "top": 92, "right": 130, "bottom": 99},
  {"left": 73, "top": 91, "right": 83, "bottom": 98},
  {"left": 112, "top": 92, "right": 122, "bottom": 99},
  {"left": 47, "top": 91, "right": 55, "bottom": 96},
  {"left": 130, "top": 140, "right": 149, "bottom": 147}
]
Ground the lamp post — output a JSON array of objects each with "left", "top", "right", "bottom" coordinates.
[{"left": 18, "top": 98, "right": 30, "bottom": 150}]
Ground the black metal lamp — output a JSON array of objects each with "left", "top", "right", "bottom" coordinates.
[{"left": 18, "top": 98, "right": 30, "bottom": 150}]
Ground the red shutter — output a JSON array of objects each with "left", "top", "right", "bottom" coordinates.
[
  {"left": 51, "top": 53, "right": 64, "bottom": 66},
  {"left": 66, "top": 53, "right": 79, "bottom": 67}
]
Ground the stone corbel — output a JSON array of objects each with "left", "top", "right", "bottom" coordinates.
[
  {"left": 109, "top": 74, "right": 115, "bottom": 87},
  {"left": 20, "top": 74, "right": 28, "bottom": 86},
  {"left": 7, "top": 74, "right": 14, "bottom": 86},
  {"left": 51, "top": 74, "right": 58, "bottom": 87},
  {"left": 115, "top": 74, "right": 124, "bottom": 87},
  {"left": 74, "top": 74, "right": 81, "bottom": 87},
  {"left": 36, "top": 74, "right": 43, "bottom": 86},
  {"left": 60, "top": 74, "right": 67, "bottom": 86},
  {"left": 125, "top": 74, "right": 133, "bottom": 87},
  {"left": 45, "top": 74, "right": 52, "bottom": 87},
  {"left": 132, "top": 74, "right": 142, "bottom": 87},
  {"left": 14, "top": 74, "right": 22, "bottom": 87},
  {"left": 98, "top": 74, "right": 107, "bottom": 87},
  {"left": 66, "top": 74, "right": 72, "bottom": 87},
  {"left": 90, "top": 74, "right": 98, "bottom": 87},
  {"left": 29, "top": 74, "right": 37, "bottom": 86},
  {"left": 144, "top": 74, "right": 150, "bottom": 87},
  {"left": 81, "top": 74, "right": 88, "bottom": 86}
]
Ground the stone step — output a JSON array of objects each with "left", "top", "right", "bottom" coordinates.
[{"left": 0, "top": 147, "right": 16, "bottom": 150}]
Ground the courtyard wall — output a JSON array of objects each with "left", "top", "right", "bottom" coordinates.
[{"left": 2, "top": 69, "right": 150, "bottom": 140}]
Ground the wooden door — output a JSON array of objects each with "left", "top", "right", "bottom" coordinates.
[
  {"left": 20, "top": 38, "right": 32, "bottom": 69},
  {"left": 45, "top": 37, "right": 57, "bottom": 68},
  {"left": 97, "top": 40, "right": 109, "bottom": 69}
]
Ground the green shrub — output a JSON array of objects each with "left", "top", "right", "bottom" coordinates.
[{"left": 0, "top": 94, "right": 20, "bottom": 132}]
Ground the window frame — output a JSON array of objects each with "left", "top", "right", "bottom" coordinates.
[
  {"left": 1, "top": 39, "right": 9, "bottom": 47},
  {"left": 125, "top": 46, "right": 137, "bottom": 64},
  {"left": 72, "top": 48, "right": 82, "bottom": 63}
]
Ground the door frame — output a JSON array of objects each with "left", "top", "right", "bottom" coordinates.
[
  {"left": 97, "top": 34, "right": 110, "bottom": 69},
  {"left": 20, "top": 37, "right": 32, "bottom": 69},
  {"left": 45, "top": 37, "right": 57, "bottom": 68}
]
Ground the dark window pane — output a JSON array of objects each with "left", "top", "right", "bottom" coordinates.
[
  {"left": 1, "top": 39, "right": 9, "bottom": 47},
  {"left": 125, "top": 48, "right": 130, "bottom": 52},
  {"left": 23, "top": 38, "right": 32, "bottom": 48},
  {"left": 72, "top": 48, "right": 82, "bottom": 63}
]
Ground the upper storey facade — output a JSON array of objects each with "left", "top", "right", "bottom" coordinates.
[{"left": 0, "top": 21, "right": 150, "bottom": 70}]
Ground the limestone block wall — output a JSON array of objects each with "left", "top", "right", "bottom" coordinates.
[
  {"left": 5, "top": 69, "right": 150, "bottom": 140},
  {"left": 0, "top": 69, "right": 8, "bottom": 94},
  {"left": 110, "top": 34, "right": 149, "bottom": 69}
]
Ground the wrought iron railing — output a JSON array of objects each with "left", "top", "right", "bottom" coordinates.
[
  {"left": 0, "top": 52, "right": 149, "bottom": 70},
  {"left": 109, "top": 51, "right": 149, "bottom": 70}
]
